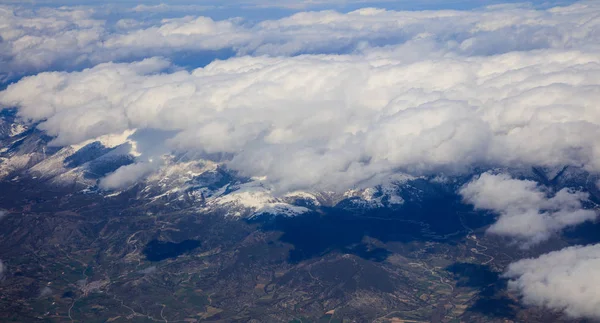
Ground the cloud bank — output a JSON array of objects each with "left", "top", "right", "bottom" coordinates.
[
  {"left": 460, "top": 173, "right": 596, "bottom": 246},
  {"left": 505, "top": 244, "right": 600, "bottom": 319},
  {"left": 2, "top": 44, "right": 600, "bottom": 192},
  {"left": 1, "top": 2, "right": 600, "bottom": 80}
]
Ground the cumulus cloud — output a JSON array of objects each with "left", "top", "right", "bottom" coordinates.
[
  {"left": 99, "top": 161, "right": 158, "bottom": 190},
  {"left": 3, "top": 44, "right": 600, "bottom": 192},
  {"left": 2, "top": 2, "right": 600, "bottom": 80},
  {"left": 0, "top": 6, "right": 105, "bottom": 81},
  {"left": 504, "top": 244, "right": 600, "bottom": 319},
  {"left": 460, "top": 173, "right": 596, "bottom": 246}
]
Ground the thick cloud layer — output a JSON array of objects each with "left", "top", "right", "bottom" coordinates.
[
  {"left": 2, "top": 38, "right": 600, "bottom": 191},
  {"left": 505, "top": 244, "right": 600, "bottom": 319},
  {"left": 0, "top": 6, "right": 104, "bottom": 81},
  {"left": 460, "top": 173, "right": 596, "bottom": 246},
  {"left": 2, "top": 2, "right": 600, "bottom": 80},
  {"left": 2, "top": 43, "right": 600, "bottom": 192}
]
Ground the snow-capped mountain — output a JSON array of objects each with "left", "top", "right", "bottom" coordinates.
[
  {"left": 1, "top": 109, "right": 598, "bottom": 220},
  {"left": 0, "top": 110, "right": 419, "bottom": 218}
]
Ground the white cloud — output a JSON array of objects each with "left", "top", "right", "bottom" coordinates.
[
  {"left": 460, "top": 173, "right": 596, "bottom": 246},
  {"left": 504, "top": 244, "right": 600, "bottom": 319},
  {"left": 1, "top": 2, "right": 600, "bottom": 80},
  {"left": 99, "top": 161, "right": 158, "bottom": 190},
  {"left": 3, "top": 45, "right": 600, "bottom": 193},
  {"left": 0, "top": 6, "right": 105, "bottom": 81}
]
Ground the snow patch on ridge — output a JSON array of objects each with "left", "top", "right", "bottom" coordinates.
[
  {"left": 71, "top": 129, "right": 139, "bottom": 156},
  {"left": 9, "top": 123, "right": 27, "bottom": 137},
  {"left": 208, "top": 181, "right": 310, "bottom": 217}
]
